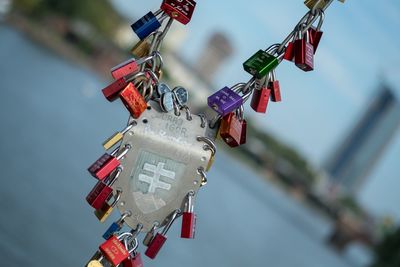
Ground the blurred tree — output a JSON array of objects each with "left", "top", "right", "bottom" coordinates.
[
  {"left": 247, "top": 122, "right": 316, "bottom": 185},
  {"left": 13, "top": 0, "right": 124, "bottom": 38},
  {"left": 12, "top": 0, "right": 45, "bottom": 17},
  {"left": 371, "top": 227, "right": 400, "bottom": 267},
  {"left": 337, "top": 196, "right": 364, "bottom": 216}
]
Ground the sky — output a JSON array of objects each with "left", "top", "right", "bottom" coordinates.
[{"left": 111, "top": 0, "right": 400, "bottom": 222}]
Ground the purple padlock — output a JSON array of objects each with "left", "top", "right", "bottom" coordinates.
[{"left": 207, "top": 87, "right": 243, "bottom": 116}]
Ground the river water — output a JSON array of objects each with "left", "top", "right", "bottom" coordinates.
[{"left": 0, "top": 24, "right": 370, "bottom": 267}]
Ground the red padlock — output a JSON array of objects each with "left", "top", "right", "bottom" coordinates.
[
  {"left": 102, "top": 77, "right": 129, "bottom": 102},
  {"left": 111, "top": 58, "right": 139, "bottom": 80},
  {"left": 219, "top": 110, "right": 247, "bottom": 147},
  {"left": 294, "top": 26, "right": 314, "bottom": 72},
  {"left": 111, "top": 55, "right": 154, "bottom": 80},
  {"left": 99, "top": 234, "right": 131, "bottom": 267},
  {"left": 160, "top": 0, "right": 196, "bottom": 25},
  {"left": 119, "top": 83, "right": 148, "bottom": 119},
  {"left": 181, "top": 191, "right": 196, "bottom": 239},
  {"left": 88, "top": 145, "right": 130, "bottom": 181},
  {"left": 283, "top": 31, "right": 299, "bottom": 62},
  {"left": 269, "top": 70, "right": 281, "bottom": 102},
  {"left": 308, "top": 10, "right": 324, "bottom": 54},
  {"left": 86, "top": 168, "right": 122, "bottom": 209},
  {"left": 142, "top": 225, "right": 157, "bottom": 247},
  {"left": 254, "top": 76, "right": 267, "bottom": 91},
  {"left": 145, "top": 210, "right": 180, "bottom": 259},
  {"left": 250, "top": 87, "right": 271, "bottom": 113},
  {"left": 283, "top": 41, "right": 295, "bottom": 62},
  {"left": 122, "top": 253, "right": 144, "bottom": 267}
]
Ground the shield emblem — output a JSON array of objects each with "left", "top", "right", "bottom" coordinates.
[{"left": 113, "top": 104, "right": 215, "bottom": 232}]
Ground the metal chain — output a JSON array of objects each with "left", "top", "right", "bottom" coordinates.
[{"left": 210, "top": 0, "right": 338, "bottom": 127}]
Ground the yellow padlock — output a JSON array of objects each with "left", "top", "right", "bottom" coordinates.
[
  {"left": 87, "top": 260, "right": 104, "bottom": 267},
  {"left": 102, "top": 124, "right": 134, "bottom": 150},
  {"left": 131, "top": 39, "right": 151, "bottom": 58},
  {"left": 304, "top": 0, "right": 329, "bottom": 10},
  {"left": 86, "top": 251, "right": 104, "bottom": 267},
  {"left": 94, "top": 190, "right": 122, "bottom": 223},
  {"left": 304, "top": 0, "right": 344, "bottom": 10}
]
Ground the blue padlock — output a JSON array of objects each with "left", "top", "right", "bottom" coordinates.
[
  {"left": 102, "top": 212, "right": 130, "bottom": 240},
  {"left": 131, "top": 12, "right": 162, "bottom": 40}
]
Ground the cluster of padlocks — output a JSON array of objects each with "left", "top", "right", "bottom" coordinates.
[
  {"left": 206, "top": 1, "right": 333, "bottom": 148},
  {"left": 84, "top": 0, "right": 344, "bottom": 266}
]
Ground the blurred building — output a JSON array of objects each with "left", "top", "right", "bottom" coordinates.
[
  {"left": 324, "top": 85, "right": 400, "bottom": 194},
  {"left": 195, "top": 32, "right": 233, "bottom": 83},
  {"left": 162, "top": 31, "right": 234, "bottom": 112}
]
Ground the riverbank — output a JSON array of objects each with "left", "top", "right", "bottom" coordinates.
[{"left": 4, "top": 12, "right": 125, "bottom": 80}]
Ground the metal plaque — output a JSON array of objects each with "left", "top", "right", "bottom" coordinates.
[{"left": 113, "top": 103, "right": 214, "bottom": 231}]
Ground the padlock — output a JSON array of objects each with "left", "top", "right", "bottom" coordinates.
[
  {"left": 86, "top": 168, "right": 122, "bottom": 210},
  {"left": 122, "top": 253, "right": 144, "bottom": 267},
  {"left": 102, "top": 123, "right": 134, "bottom": 151},
  {"left": 122, "top": 235, "right": 143, "bottom": 267},
  {"left": 172, "top": 86, "right": 189, "bottom": 106},
  {"left": 86, "top": 251, "right": 105, "bottom": 267},
  {"left": 160, "top": 0, "right": 196, "bottom": 25},
  {"left": 103, "top": 211, "right": 131, "bottom": 240},
  {"left": 157, "top": 83, "right": 172, "bottom": 97},
  {"left": 160, "top": 91, "right": 174, "bottom": 112},
  {"left": 131, "top": 39, "right": 151, "bottom": 58},
  {"left": 111, "top": 59, "right": 139, "bottom": 80},
  {"left": 243, "top": 49, "right": 279, "bottom": 79},
  {"left": 250, "top": 86, "right": 271, "bottom": 113},
  {"left": 308, "top": 10, "right": 324, "bottom": 53},
  {"left": 99, "top": 232, "right": 132, "bottom": 267},
  {"left": 143, "top": 225, "right": 158, "bottom": 246},
  {"left": 145, "top": 210, "right": 180, "bottom": 259},
  {"left": 131, "top": 11, "right": 162, "bottom": 40},
  {"left": 110, "top": 55, "right": 154, "bottom": 80},
  {"left": 94, "top": 190, "right": 122, "bottom": 223},
  {"left": 219, "top": 110, "right": 247, "bottom": 147},
  {"left": 207, "top": 86, "right": 243, "bottom": 116},
  {"left": 87, "top": 260, "right": 104, "bottom": 267},
  {"left": 283, "top": 42, "right": 295, "bottom": 61},
  {"left": 119, "top": 83, "right": 148, "bottom": 119},
  {"left": 102, "top": 77, "right": 129, "bottom": 102},
  {"left": 254, "top": 76, "right": 267, "bottom": 91},
  {"left": 268, "top": 70, "right": 281, "bottom": 102},
  {"left": 294, "top": 27, "right": 314, "bottom": 72},
  {"left": 304, "top": 0, "right": 331, "bottom": 10},
  {"left": 283, "top": 32, "right": 298, "bottom": 62},
  {"left": 88, "top": 145, "right": 131, "bottom": 181},
  {"left": 181, "top": 191, "right": 196, "bottom": 239}
]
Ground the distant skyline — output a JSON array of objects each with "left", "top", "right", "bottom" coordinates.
[
  {"left": 112, "top": 0, "right": 400, "bottom": 222},
  {"left": 325, "top": 86, "right": 400, "bottom": 193}
]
